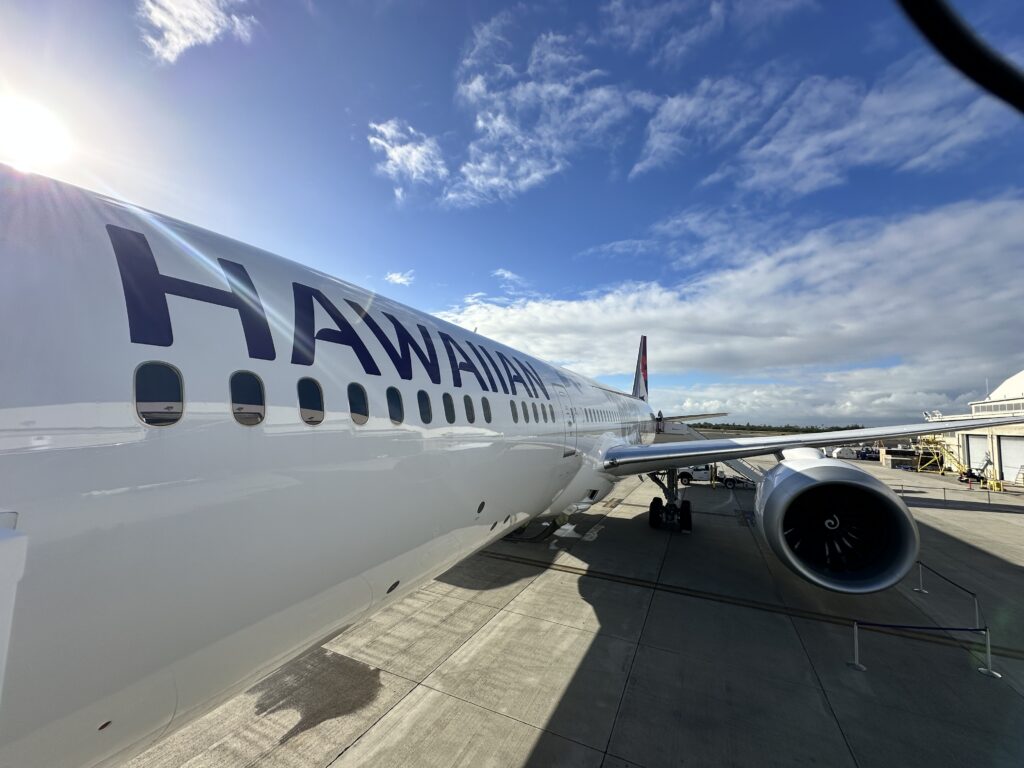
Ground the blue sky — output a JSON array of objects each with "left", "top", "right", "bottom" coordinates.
[{"left": 2, "top": 0, "right": 1023, "bottom": 424}]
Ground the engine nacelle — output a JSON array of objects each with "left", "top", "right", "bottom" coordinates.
[{"left": 755, "top": 457, "right": 919, "bottom": 593}]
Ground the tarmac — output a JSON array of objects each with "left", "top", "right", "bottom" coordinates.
[{"left": 128, "top": 462, "right": 1024, "bottom": 767}]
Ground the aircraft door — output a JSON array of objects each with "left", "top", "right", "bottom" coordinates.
[{"left": 552, "top": 383, "right": 577, "bottom": 457}]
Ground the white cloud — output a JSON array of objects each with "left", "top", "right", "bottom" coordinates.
[
  {"left": 600, "top": 0, "right": 692, "bottom": 53},
  {"left": 631, "top": 70, "right": 790, "bottom": 177},
  {"left": 652, "top": 364, "right": 970, "bottom": 427},
  {"left": 458, "top": 10, "right": 515, "bottom": 76},
  {"left": 443, "top": 18, "right": 655, "bottom": 207},
  {"left": 579, "top": 238, "right": 660, "bottom": 259},
  {"left": 367, "top": 119, "right": 449, "bottom": 201},
  {"left": 730, "top": 0, "right": 815, "bottom": 32},
  {"left": 384, "top": 269, "right": 415, "bottom": 286},
  {"left": 600, "top": 0, "right": 811, "bottom": 67},
  {"left": 632, "top": 50, "right": 1018, "bottom": 186},
  {"left": 651, "top": 203, "right": 801, "bottom": 267},
  {"left": 721, "top": 55, "right": 1018, "bottom": 195},
  {"left": 655, "top": 0, "right": 725, "bottom": 65},
  {"left": 138, "top": 0, "right": 257, "bottom": 63},
  {"left": 438, "top": 196, "right": 1024, "bottom": 424},
  {"left": 489, "top": 267, "right": 543, "bottom": 301},
  {"left": 581, "top": 202, "right": 801, "bottom": 268},
  {"left": 492, "top": 267, "right": 526, "bottom": 285}
]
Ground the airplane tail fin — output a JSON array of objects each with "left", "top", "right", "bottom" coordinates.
[{"left": 631, "top": 335, "right": 648, "bottom": 402}]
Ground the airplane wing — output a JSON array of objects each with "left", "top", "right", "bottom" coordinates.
[
  {"left": 604, "top": 414, "right": 1024, "bottom": 476},
  {"left": 660, "top": 412, "right": 728, "bottom": 423}
]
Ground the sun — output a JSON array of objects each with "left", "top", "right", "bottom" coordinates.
[{"left": 0, "top": 94, "right": 74, "bottom": 174}]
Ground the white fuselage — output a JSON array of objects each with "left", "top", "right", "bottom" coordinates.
[{"left": 0, "top": 168, "right": 655, "bottom": 767}]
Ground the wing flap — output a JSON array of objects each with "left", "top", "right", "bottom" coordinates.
[
  {"left": 603, "top": 415, "right": 1024, "bottom": 476},
  {"left": 661, "top": 412, "right": 728, "bottom": 423}
]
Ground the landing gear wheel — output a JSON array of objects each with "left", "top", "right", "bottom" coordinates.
[
  {"left": 678, "top": 499, "right": 692, "bottom": 533},
  {"left": 724, "top": 477, "right": 736, "bottom": 490},
  {"left": 648, "top": 497, "right": 664, "bottom": 529}
]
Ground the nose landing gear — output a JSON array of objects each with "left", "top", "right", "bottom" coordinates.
[{"left": 646, "top": 467, "right": 692, "bottom": 533}]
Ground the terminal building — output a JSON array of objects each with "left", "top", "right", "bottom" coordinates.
[{"left": 928, "top": 369, "right": 1024, "bottom": 485}]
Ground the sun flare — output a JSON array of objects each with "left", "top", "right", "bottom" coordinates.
[{"left": 0, "top": 94, "right": 74, "bottom": 174}]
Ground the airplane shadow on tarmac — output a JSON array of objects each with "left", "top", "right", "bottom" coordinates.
[
  {"left": 160, "top": 481, "right": 1024, "bottom": 766},
  {"left": 430, "top": 482, "right": 1024, "bottom": 768}
]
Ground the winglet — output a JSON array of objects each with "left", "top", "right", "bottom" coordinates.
[{"left": 631, "top": 335, "right": 648, "bottom": 401}]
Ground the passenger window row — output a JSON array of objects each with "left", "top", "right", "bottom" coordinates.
[
  {"left": 509, "top": 399, "right": 556, "bottom": 424},
  {"left": 582, "top": 405, "right": 647, "bottom": 424},
  {"left": 135, "top": 361, "right": 555, "bottom": 429}
]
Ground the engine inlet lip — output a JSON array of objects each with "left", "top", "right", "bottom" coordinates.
[{"left": 763, "top": 467, "right": 920, "bottom": 594}]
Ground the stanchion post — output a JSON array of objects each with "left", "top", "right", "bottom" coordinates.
[
  {"left": 978, "top": 628, "right": 1002, "bottom": 678},
  {"left": 973, "top": 595, "right": 981, "bottom": 633},
  {"left": 912, "top": 562, "right": 928, "bottom": 594},
  {"left": 847, "top": 621, "right": 867, "bottom": 672}
]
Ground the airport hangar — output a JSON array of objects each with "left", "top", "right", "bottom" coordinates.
[{"left": 927, "top": 369, "right": 1024, "bottom": 485}]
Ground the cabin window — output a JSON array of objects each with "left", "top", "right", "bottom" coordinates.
[
  {"left": 230, "top": 371, "right": 265, "bottom": 426},
  {"left": 510, "top": 399, "right": 519, "bottom": 423},
  {"left": 482, "top": 397, "right": 492, "bottom": 423},
  {"left": 387, "top": 387, "right": 404, "bottom": 424},
  {"left": 443, "top": 393, "right": 456, "bottom": 423},
  {"left": 418, "top": 390, "right": 432, "bottom": 424},
  {"left": 532, "top": 403, "right": 540, "bottom": 423},
  {"left": 549, "top": 404, "right": 556, "bottom": 422},
  {"left": 537, "top": 403, "right": 545, "bottom": 423},
  {"left": 297, "top": 377, "right": 324, "bottom": 425},
  {"left": 135, "top": 362, "right": 183, "bottom": 426},
  {"left": 348, "top": 383, "right": 369, "bottom": 425},
  {"left": 522, "top": 401, "right": 530, "bottom": 423},
  {"left": 464, "top": 395, "right": 476, "bottom": 424}
]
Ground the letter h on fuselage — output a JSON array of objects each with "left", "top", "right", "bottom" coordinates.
[{"left": 107, "top": 225, "right": 276, "bottom": 360}]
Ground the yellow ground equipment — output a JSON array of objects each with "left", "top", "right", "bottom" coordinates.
[{"left": 916, "top": 436, "right": 1003, "bottom": 491}]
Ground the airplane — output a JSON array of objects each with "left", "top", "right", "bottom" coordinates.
[{"left": 1, "top": 165, "right": 1022, "bottom": 768}]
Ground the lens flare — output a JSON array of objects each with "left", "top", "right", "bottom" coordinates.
[{"left": 0, "top": 94, "right": 74, "bottom": 173}]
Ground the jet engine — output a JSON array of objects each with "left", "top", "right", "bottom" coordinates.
[{"left": 755, "top": 455, "right": 919, "bottom": 593}]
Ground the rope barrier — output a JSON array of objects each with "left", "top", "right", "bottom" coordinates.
[
  {"left": 911, "top": 560, "right": 986, "bottom": 628},
  {"left": 854, "top": 621, "right": 981, "bottom": 632},
  {"left": 849, "top": 557, "right": 1002, "bottom": 676},
  {"left": 848, "top": 620, "right": 1001, "bottom": 677},
  {"left": 916, "top": 560, "right": 976, "bottom": 597}
]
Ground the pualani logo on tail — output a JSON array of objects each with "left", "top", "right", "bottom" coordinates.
[
  {"left": 107, "top": 225, "right": 550, "bottom": 400},
  {"left": 631, "top": 335, "right": 648, "bottom": 402}
]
